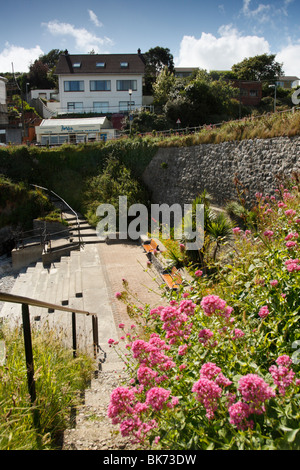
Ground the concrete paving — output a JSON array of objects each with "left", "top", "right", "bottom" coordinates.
[{"left": 0, "top": 223, "right": 165, "bottom": 372}]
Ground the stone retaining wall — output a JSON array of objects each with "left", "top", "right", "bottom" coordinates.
[{"left": 142, "top": 136, "right": 300, "bottom": 207}]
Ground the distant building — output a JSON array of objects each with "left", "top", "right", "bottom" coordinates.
[
  {"left": 231, "top": 80, "right": 262, "bottom": 106},
  {"left": 35, "top": 116, "right": 115, "bottom": 146},
  {"left": 55, "top": 50, "right": 146, "bottom": 115},
  {"left": 276, "top": 76, "right": 300, "bottom": 89},
  {"left": 0, "top": 76, "right": 8, "bottom": 143}
]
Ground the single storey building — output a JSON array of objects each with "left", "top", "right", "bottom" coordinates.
[{"left": 35, "top": 116, "right": 115, "bottom": 145}]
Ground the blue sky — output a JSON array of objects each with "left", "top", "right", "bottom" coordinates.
[{"left": 0, "top": 0, "right": 300, "bottom": 76}]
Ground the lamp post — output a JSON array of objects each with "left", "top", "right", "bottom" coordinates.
[
  {"left": 128, "top": 88, "right": 132, "bottom": 137},
  {"left": 269, "top": 84, "right": 277, "bottom": 113}
]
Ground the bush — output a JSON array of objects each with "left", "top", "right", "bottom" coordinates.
[{"left": 107, "top": 175, "right": 300, "bottom": 450}]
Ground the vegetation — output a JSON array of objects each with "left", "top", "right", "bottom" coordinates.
[
  {"left": 0, "top": 327, "right": 94, "bottom": 449},
  {"left": 108, "top": 175, "right": 300, "bottom": 450}
]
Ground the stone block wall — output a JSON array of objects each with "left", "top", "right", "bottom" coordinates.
[{"left": 142, "top": 136, "right": 300, "bottom": 207}]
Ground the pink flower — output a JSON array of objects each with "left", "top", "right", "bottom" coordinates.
[
  {"left": 263, "top": 230, "right": 274, "bottom": 239},
  {"left": 195, "top": 269, "right": 203, "bottom": 277},
  {"left": 118, "top": 323, "right": 125, "bottom": 329},
  {"left": 286, "top": 241, "right": 297, "bottom": 248},
  {"left": 232, "top": 227, "right": 241, "bottom": 234},
  {"left": 108, "top": 338, "right": 115, "bottom": 345},
  {"left": 285, "top": 258, "right": 300, "bottom": 272},
  {"left": 285, "top": 232, "right": 299, "bottom": 240},
  {"left": 237, "top": 374, "right": 275, "bottom": 414},
  {"left": 115, "top": 292, "right": 122, "bottom": 299},
  {"left": 228, "top": 401, "right": 253, "bottom": 430},
  {"left": 269, "top": 356, "right": 295, "bottom": 396},
  {"left": 192, "top": 377, "right": 222, "bottom": 419},
  {"left": 232, "top": 328, "right": 245, "bottom": 340},
  {"left": 145, "top": 387, "right": 171, "bottom": 411},
  {"left": 258, "top": 305, "right": 270, "bottom": 319},
  {"left": 270, "top": 280, "right": 278, "bottom": 287},
  {"left": 200, "top": 295, "right": 226, "bottom": 316},
  {"left": 285, "top": 209, "right": 296, "bottom": 217},
  {"left": 198, "top": 328, "right": 214, "bottom": 345}
]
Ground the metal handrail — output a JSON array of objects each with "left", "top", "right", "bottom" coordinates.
[
  {"left": 30, "top": 184, "right": 83, "bottom": 248},
  {"left": 0, "top": 291, "right": 93, "bottom": 315},
  {"left": 0, "top": 290, "right": 99, "bottom": 417}
]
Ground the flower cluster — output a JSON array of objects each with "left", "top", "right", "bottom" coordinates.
[
  {"left": 285, "top": 258, "right": 300, "bottom": 272},
  {"left": 192, "top": 363, "right": 231, "bottom": 419},
  {"left": 229, "top": 374, "right": 275, "bottom": 430},
  {"left": 200, "top": 295, "right": 233, "bottom": 320},
  {"left": 130, "top": 334, "right": 175, "bottom": 373},
  {"left": 269, "top": 355, "right": 297, "bottom": 396},
  {"left": 150, "top": 299, "right": 196, "bottom": 344}
]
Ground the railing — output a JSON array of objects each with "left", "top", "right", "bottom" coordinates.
[{"left": 0, "top": 291, "right": 99, "bottom": 426}]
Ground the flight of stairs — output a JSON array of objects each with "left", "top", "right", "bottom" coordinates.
[{"left": 0, "top": 244, "right": 123, "bottom": 372}]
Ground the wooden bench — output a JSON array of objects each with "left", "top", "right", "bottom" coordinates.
[
  {"left": 143, "top": 239, "right": 159, "bottom": 253},
  {"left": 161, "top": 267, "right": 182, "bottom": 290}
]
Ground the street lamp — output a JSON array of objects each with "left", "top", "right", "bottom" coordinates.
[
  {"left": 269, "top": 84, "right": 277, "bottom": 113},
  {"left": 128, "top": 88, "right": 132, "bottom": 137}
]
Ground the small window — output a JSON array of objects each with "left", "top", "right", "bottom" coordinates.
[
  {"left": 250, "top": 90, "right": 258, "bottom": 97},
  {"left": 73, "top": 62, "right": 81, "bottom": 68},
  {"left": 96, "top": 62, "right": 106, "bottom": 68},
  {"left": 120, "top": 62, "right": 129, "bottom": 68}
]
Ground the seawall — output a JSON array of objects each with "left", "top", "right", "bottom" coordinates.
[{"left": 142, "top": 136, "right": 300, "bottom": 207}]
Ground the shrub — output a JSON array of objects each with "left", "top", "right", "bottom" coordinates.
[{"left": 107, "top": 176, "right": 300, "bottom": 450}]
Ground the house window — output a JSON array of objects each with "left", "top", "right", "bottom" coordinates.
[
  {"left": 119, "top": 101, "right": 135, "bottom": 112},
  {"left": 67, "top": 102, "right": 83, "bottom": 112},
  {"left": 73, "top": 62, "right": 81, "bottom": 68},
  {"left": 93, "top": 102, "right": 109, "bottom": 113},
  {"left": 250, "top": 89, "right": 258, "bottom": 97},
  {"left": 96, "top": 62, "right": 106, "bottom": 68},
  {"left": 64, "top": 81, "right": 84, "bottom": 92},
  {"left": 90, "top": 80, "right": 111, "bottom": 91},
  {"left": 120, "top": 62, "right": 129, "bottom": 68},
  {"left": 117, "top": 80, "right": 137, "bottom": 91}
]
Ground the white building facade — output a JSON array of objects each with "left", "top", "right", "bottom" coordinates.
[{"left": 55, "top": 51, "right": 145, "bottom": 115}]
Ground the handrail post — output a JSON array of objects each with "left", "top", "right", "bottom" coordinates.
[
  {"left": 22, "top": 303, "right": 40, "bottom": 429},
  {"left": 72, "top": 312, "right": 77, "bottom": 358},
  {"left": 92, "top": 315, "right": 99, "bottom": 360}
]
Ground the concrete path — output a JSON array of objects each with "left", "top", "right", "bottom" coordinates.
[{"left": 0, "top": 239, "right": 166, "bottom": 372}]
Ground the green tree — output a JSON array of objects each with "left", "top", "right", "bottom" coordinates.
[
  {"left": 152, "top": 66, "right": 176, "bottom": 109},
  {"left": 231, "top": 53, "right": 283, "bottom": 82},
  {"left": 143, "top": 47, "right": 175, "bottom": 94}
]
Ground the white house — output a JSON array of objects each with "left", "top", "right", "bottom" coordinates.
[
  {"left": 0, "top": 76, "right": 8, "bottom": 143},
  {"left": 55, "top": 50, "right": 145, "bottom": 115},
  {"left": 35, "top": 116, "right": 115, "bottom": 145}
]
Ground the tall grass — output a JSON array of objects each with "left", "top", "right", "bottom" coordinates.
[{"left": 0, "top": 326, "right": 95, "bottom": 450}]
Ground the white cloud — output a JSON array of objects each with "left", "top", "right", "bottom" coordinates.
[
  {"left": 0, "top": 42, "right": 43, "bottom": 73},
  {"left": 88, "top": 9, "right": 103, "bottom": 28},
  {"left": 176, "top": 25, "right": 270, "bottom": 70},
  {"left": 43, "top": 20, "right": 113, "bottom": 53},
  {"left": 277, "top": 41, "right": 300, "bottom": 77},
  {"left": 242, "top": 0, "right": 271, "bottom": 22}
]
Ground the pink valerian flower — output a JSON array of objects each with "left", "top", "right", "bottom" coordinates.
[
  {"left": 192, "top": 377, "right": 223, "bottom": 419},
  {"left": 228, "top": 401, "right": 254, "bottom": 431},
  {"left": 285, "top": 232, "right": 299, "bottom": 240},
  {"left": 232, "top": 328, "right": 245, "bottom": 340},
  {"left": 270, "top": 280, "right": 278, "bottom": 287},
  {"left": 200, "top": 295, "right": 233, "bottom": 321},
  {"left": 137, "top": 366, "right": 158, "bottom": 386},
  {"left": 198, "top": 328, "right": 214, "bottom": 345},
  {"left": 285, "top": 209, "right": 296, "bottom": 218},
  {"left": 232, "top": 227, "right": 241, "bottom": 234},
  {"left": 195, "top": 269, "right": 203, "bottom": 277},
  {"left": 285, "top": 258, "right": 300, "bottom": 272},
  {"left": 115, "top": 292, "right": 122, "bottom": 299},
  {"left": 130, "top": 335, "right": 175, "bottom": 372},
  {"left": 286, "top": 240, "right": 298, "bottom": 248},
  {"left": 178, "top": 344, "right": 188, "bottom": 356},
  {"left": 200, "top": 362, "right": 232, "bottom": 388},
  {"left": 258, "top": 305, "right": 270, "bottom": 319},
  {"left": 263, "top": 230, "right": 274, "bottom": 239},
  {"left": 237, "top": 374, "right": 275, "bottom": 415},
  {"left": 145, "top": 387, "right": 179, "bottom": 411},
  {"left": 269, "top": 355, "right": 296, "bottom": 396}
]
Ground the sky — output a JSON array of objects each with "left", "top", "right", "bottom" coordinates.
[{"left": 0, "top": 0, "right": 300, "bottom": 77}]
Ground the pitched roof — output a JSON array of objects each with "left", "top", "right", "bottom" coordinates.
[{"left": 55, "top": 52, "right": 146, "bottom": 75}]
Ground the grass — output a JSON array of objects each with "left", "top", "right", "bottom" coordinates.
[{"left": 0, "top": 326, "right": 95, "bottom": 450}]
